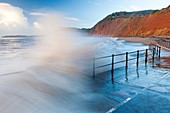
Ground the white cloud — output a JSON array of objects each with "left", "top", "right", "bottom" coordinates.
[
  {"left": 0, "top": 3, "right": 28, "bottom": 27},
  {"left": 65, "top": 17, "right": 81, "bottom": 22},
  {"left": 33, "top": 21, "right": 41, "bottom": 29},
  {"left": 30, "top": 11, "right": 81, "bottom": 22},
  {"left": 30, "top": 11, "right": 81, "bottom": 23},
  {"left": 0, "top": 3, "right": 29, "bottom": 35},
  {"left": 30, "top": 12, "right": 47, "bottom": 16}
]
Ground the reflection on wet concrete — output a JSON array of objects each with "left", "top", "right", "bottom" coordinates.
[
  {"left": 0, "top": 64, "right": 169, "bottom": 113},
  {"left": 95, "top": 62, "right": 170, "bottom": 112},
  {"left": 136, "top": 68, "right": 139, "bottom": 78}
]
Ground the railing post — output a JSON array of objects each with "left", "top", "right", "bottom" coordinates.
[
  {"left": 145, "top": 49, "right": 148, "bottom": 65},
  {"left": 125, "top": 69, "right": 128, "bottom": 81},
  {"left": 126, "top": 52, "right": 128, "bottom": 70},
  {"left": 112, "top": 54, "right": 114, "bottom": 82},
  {"left": 152, "top": 48, "right": 155, "bottom": 65},
  {"left": 159, "top": 47, "right": 161, "bottom": 59},
  {"left": 93, "top": 58, "right": 95, "bottom": 78},
  {"left": 136, "top": 68, "right": 139, "bottom": 78},
  {"left": 136, "top": 50, "right": 139, "bottom": 67}
]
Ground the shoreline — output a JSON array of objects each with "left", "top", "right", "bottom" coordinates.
[
  {"left": 113, "top": 37, "right": 157, "bottom": 45},
  {"left": 114, "top": 36, "right": 170, "bottom": 51}
]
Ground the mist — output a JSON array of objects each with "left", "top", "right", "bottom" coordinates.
[{"left": 0, "top": 13, "right": 100, "bottom": 113}]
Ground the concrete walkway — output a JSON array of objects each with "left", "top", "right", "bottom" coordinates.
[
  {"left": 94, "top": 65, "right": 170, "bottom": 113},
  {"left": 0, "top": 64, "right": 169, "bottom": 113}
]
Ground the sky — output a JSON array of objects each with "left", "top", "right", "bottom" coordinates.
[{"left": 0, "top": 0, "right": 170, "bottom": 35}]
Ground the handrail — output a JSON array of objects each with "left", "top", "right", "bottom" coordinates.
[
  {"left": 93, "top": 45, "right": 161, "bottom": 81},
  {"left": 94, "top": 49, "right": 151, "bottom": 60}
]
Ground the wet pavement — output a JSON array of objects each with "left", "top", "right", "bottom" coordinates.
[
  {"left": 0, "top": 63, "right": 169, "bottom": 113},
  {"left": 93, "top": 63, "right": 170, "bottom": 113}
]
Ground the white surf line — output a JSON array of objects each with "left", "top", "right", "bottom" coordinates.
[{"left": 106, "top": 72, "right": 170, "bottom": 113}]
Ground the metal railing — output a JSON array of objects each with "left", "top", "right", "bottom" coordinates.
[{"left": 93, "top": 45, "right": 161, "bottom": 82}]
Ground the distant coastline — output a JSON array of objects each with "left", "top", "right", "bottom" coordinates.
[{"left": 1, "top": 35, "right": 38, "bottom": 38}]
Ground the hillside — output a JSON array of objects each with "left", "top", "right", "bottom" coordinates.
[{"left": 90, "top": 5, "right": 170, "bottom": 37}]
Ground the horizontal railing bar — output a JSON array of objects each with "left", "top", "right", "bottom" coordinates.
[
  {"left": 114, "top": 53, "right": 126, "bottom": 56},
  {"left": 128, "top": 58, "right": 137, "bottom": 61},
  {"left": 95, "top": 57, "right": 138, "bottom": 68},
  {"left": 95, "top": 55, "right": 112, "bottom": 60},
  {"left": 139, "top": 55, "right": 145, "bottom": 58},
  {"left": 95, "top": 63, "right": 112, "bottom": 69},
  {"left": 128, "top": 51, "right": 137, "bottom": 54},
  {"left": 139, "top": 50, "right": 145, "bottom": 52},
  {"left": 139, "top": 52, "right": 146, "bottom": 55},
  {"left": 114, "top": 60, "right": 126, "bottom": 64},
  {"left": 95, "top": 49, "right": 148, "bottom": 60}
]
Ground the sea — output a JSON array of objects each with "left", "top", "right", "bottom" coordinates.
[{"left": 0, "top": 36, "right": 150, "bottom": 75}]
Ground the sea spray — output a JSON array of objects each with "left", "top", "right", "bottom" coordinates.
[
  {"left": 29, "top": 14, "right": 95, "bottom": 73},
  {"left": 0, "top": 13, "right": 97, "bottom": 113}
]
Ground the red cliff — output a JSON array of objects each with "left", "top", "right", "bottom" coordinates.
[{"left": 90, "top": 5, "right": 170, "bottom": 37}]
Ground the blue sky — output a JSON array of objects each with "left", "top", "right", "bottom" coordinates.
[{"left": 0, "top": 0, "right": 169, "bottom": 34}]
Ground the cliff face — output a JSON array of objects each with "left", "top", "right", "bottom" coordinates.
[{"left": 90, "top": 5, "right": 170, "bottom": 37}]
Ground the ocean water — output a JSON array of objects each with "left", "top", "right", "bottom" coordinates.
[
  {"left": 0, "top": 36, "right": 149, "bottom": 75},
  {"left": 0, "top": 36, "right": 169, "bottom": 113},
  {"left": 0, "top": 36, "right": 35, "bottom": 75}
]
